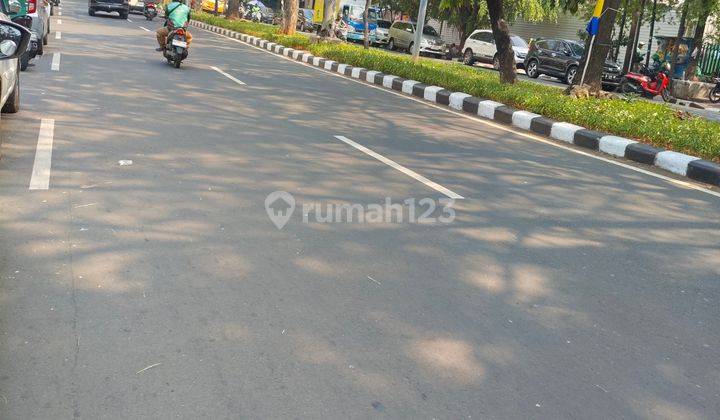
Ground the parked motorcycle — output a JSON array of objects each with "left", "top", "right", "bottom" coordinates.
[
  {"left": 143, "top": 1, "right": 157, "bottom": 21},
  {"left": 710, "top": 77, "right": 720, "bottom": 103},
  {"left": 163, "top": 27, "right": 188, "bottom": 68},
  {"left": 618, "top": 62, "right": 672, "bottom": 102}
]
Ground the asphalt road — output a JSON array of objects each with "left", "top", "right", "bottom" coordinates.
[{"left": 1, "top": 2, "right": 719, "bottom": 419}]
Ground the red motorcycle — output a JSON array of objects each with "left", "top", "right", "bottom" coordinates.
[
  {"left": 618, "top": 62, "right": 672, "bottom": 102},
  {"left": 144, "top": 1, "right": 157, "bottom": 21}
]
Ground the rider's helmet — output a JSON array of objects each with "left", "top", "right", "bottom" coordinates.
[{"left": 662, "top": 61, "right": 671, "bottom": 72}]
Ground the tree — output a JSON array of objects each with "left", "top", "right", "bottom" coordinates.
[
  {"left": 225, "top": 0, "right": 239, "bottom": 18},
  {"left": 576, "top": 0, "right": 622, "bottom": 92},
  {"left": 364, "top": 0, "right": 371, "bottom": 49},
  {"left": 281, "top": 0, "right": 299, "bottom": 34},
  {"left": 669, "top": 0, "right": 690, "bottom": 83},
  {"left": 485, "top": 0, "right": 515, "bottom": 83},
  {"left": 684, "top": 0, "right": 719, "bottom": 79},
  {"left": 320, "top": 0, "right": 338, "bottom": 37}
]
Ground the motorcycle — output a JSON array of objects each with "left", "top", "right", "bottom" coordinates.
[
  {"left": 143, "top": 2, "right": 157, "bottom": 21},
  {"left": 709, "top": 77, "right": 720, "bottom": 103},
  {"left": 163, "top": 27, "right": 188, "bottom": 68},
  {"left": 618, "top": 62, "right": 672, "bottom": 102}
]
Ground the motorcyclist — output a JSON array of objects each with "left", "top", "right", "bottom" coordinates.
[{"left": 155, "top": 0, "right": 192, "bottom": 52}]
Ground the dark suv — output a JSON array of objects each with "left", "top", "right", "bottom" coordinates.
[
  {"left": 88, "top": 0, "right": 130, "bottom": 19},
  {"left": 524, "top": 39, "right": 622, "bottom": 88}
]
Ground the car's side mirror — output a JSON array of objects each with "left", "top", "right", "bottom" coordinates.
[
  {"left": 8, "top": 0, "right": 21, "bottom": 14},
  {"left": 0, "top": 21, "right": 30, "bottom": 61}
]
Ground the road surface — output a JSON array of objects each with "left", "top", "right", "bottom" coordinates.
[{"left": 1, "top": 2, "right": 719, "bottom": 419}]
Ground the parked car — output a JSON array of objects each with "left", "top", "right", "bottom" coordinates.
[
  {"left": 89, "top": 0, "right": 130, "bottom": 18},
  {"left": 27, "top": 0, "right": 49, "bottom": 56},
  {"left": 297, "top": 8, "right": 313, "bottom": 32},
  {"left": 373, "top": 19, "right": 391, "bottom": 46},
  {"left": 462, "top": 29, "right": 528, "bottom": 69},
  {"left": 0, "top": 1, "right": 32, "bottom": 114},
  {"left": 7, "top": 1, "right": 33, "bottom": 71},
  {"left": 524, "top": 38, "right": 622, "bottom": 88},
  {"left": 387, "top": 21, "right": 447, "bottom": 58}
]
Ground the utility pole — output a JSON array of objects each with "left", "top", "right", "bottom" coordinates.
[{"left": 411, "top": 0, "right": 428, "bottom": 63}]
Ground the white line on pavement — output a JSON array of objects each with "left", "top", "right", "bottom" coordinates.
[
  {"left": 138, "top": 26, "right": 150, "bottom": 32},
  {"left": 51, "top": 52, "right": 60, "bottom": 71},
  {"left": 198, "top": 25, "right": 720, "bottom": 199},
  {"left": 57, "top": 19, "right": 62, "bottom": 24},
  {"left": 210, "top": 66, "right": 245, "bottom": 85},
  {"left": 55, "top": 31, "right": 61, "bottom": 40},
  {"left": 334, "top": 135, "right": 464, "bottom": 199},
  {"left": 58, "top": 11, "right": 61, "bottom": 15},
  {"left": 127, "top": 18, "right": 133, "bottom": 22},
  {"left": 29, "top": 119, "right": 55, "bottom": 190}
]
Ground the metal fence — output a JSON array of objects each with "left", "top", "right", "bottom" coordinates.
[{"left": 698, "top": 43, "right": 720, "bottom": 77}]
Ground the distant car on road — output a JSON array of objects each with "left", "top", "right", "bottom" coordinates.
[
  {"left": 128, "top": 0, "right": 145, "bottom": 14},
  {"left": 297, "top": 8, "right": 313, "bottom": 32},
  {"left": 88, "top": 0, "right": 130, "bottom": 18},
  {"left": 387, "top": 21, "right": 447, "bottom": 58},
  {"left": 462, "top": 29, "right": 528, "bottom": 69},
  {"left": 373, "top": 19, "right": 390, "bottom": 46},
  {"left": 524, "top": 38, "right": 622, "bottom": 88}
]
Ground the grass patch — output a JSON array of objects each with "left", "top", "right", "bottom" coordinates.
[{"left": 194, "top": 12, "right": 720, "bottom": 161}]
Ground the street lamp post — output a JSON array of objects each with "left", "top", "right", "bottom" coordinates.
[{"left": 411, "top": 0, "right": 428, "bottom": 63}]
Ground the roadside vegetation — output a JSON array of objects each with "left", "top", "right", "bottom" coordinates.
[{"left": 194, "top": 12, "right": 720, "bottom": 162}]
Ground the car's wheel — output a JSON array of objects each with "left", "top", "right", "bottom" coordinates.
[
  {"left": 43, "top": 34, "right": 48, "bottom": 46},
  {"left": 2, "top": 68, "right": 21, "bottom": 114},
  {"left": 387, "top": 38, "right": 395, "bottom": 51},
  {"left": 50, "top": 5, "right": 54, "bottom": 15},
  {"left": 88, "top": 8, "right": 95, "bottom": 16},
  {"left": 492, "top": 54, "right": 500, "bottom": 70},
  {"left": 565, "top": 65, "right": 578, "bottom": 85},
  {"left": 408, "top": 41, "right": 414, "bottom": 54},
  {"left": 37, "top": 42, "right": 43, "bottom": 56},
  {"left": 20, "top": 52, "right": 29, "bottom": 71},
  {"left": 526, "top": 59, "right": 539, "bottom": 78},
  {"left": 463, "top": 49, "right": 475, "bottom": 66}
]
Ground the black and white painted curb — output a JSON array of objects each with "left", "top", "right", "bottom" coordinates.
[{"left": 192, "top": 20, "right": 720, "bottom": 188}]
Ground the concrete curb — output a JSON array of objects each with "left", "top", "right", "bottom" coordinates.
[{"left": 191, "top": 20, "right": 720, "bottom": 188}]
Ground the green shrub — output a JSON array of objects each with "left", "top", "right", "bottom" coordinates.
[{"left": 193, "top": 13, "right": 720, "bottom": 161}]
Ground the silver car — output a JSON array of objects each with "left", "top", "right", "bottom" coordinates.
[
  {"left": 28, "top": 0, "right": 51, "bottom": 56},
  {"left": 387, "top": 21, "right": 447, "bottom": 58},
  {"left": 373, "top": 19, "right": 390, "bottom": 46}
]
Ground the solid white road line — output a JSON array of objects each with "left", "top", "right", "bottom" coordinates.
[
  {"left": 51, "top": 52, "right": 60, "bottom": 71},
  {"left": 127, "top": 18, "right": 133, "bottom": 22},
  {"left": 55, "top": 31, "right": 61, "bottom": 40},
  {"left": 210, "top": 66, "right": 245, "bottom": 85},
  {"left": 58, "top": 11, "right": 62, "bottom": 15},
  {"left": 57, "top": 19, "right": 62, "bottom": 24},
  {"left": 138, "top": 26, "right": 150, "bottom": 32},
  {"left": 29, "top": 119, "right": 55, "bottom": 190},
  {"left": 197, "top": 25, "right": 720, "bottom": 199},
  {"left": 334, "top": 135, "right": 464, "bottom": 199}
]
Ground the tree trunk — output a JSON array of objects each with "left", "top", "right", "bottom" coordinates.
[
  {"left": 320, "top": 0, "right": 336, "bottom": 37},
  {"left": 577, "top": 0, "right": 621, "bottom": 92},
  {"left": 684, "top": 1, "right": 711, "bottom": 80},
  {"left": 281, "top": 0, "right": 298, "bottom": 35},
  {"left": 225, "top": 0, "right": 238, "bottom": 18},
  {"left": 669, "top": 0, "right": 689, "bottom": 81},
  {"left": 622, "top": 9, "right": 639, "bottom": 73},
  {"left": 363, "top": 0, "right": 370, "bottom": 49},
  {"left": 485, "top": 0, "right": 515, "bottom": 84}
]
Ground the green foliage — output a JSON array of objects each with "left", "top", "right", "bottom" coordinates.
[{"left": 194, "top": 13, "right": 720, "bottom": 161}]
